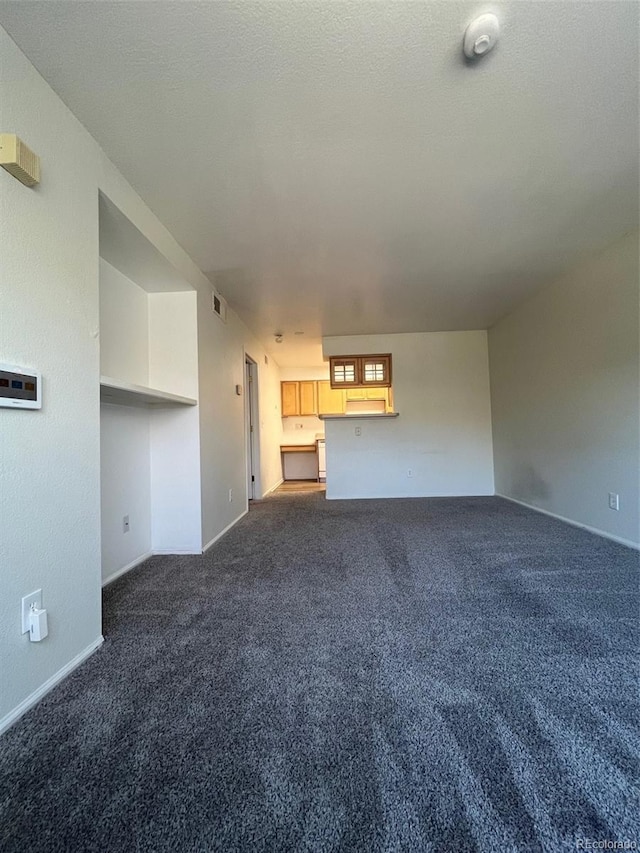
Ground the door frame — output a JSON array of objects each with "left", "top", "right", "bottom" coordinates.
[{"left": 244, "top": 353, "right": 260, "bottom": 501}]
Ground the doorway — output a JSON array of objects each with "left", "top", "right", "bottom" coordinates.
[{"left": 245, "top": 355, "right": 259, "bottom": 500}]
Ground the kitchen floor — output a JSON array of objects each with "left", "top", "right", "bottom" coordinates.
[{"left": 275, "top": 480, "right": 326, "bottom": 494}]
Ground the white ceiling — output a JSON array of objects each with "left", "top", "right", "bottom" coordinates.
[{"left": 1, "top": 1, "right": 638, "bottom": 367}]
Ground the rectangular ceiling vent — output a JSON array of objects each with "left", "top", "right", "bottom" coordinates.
[{"left": 211, "top": 288, "right": 227, "bottom": 323}]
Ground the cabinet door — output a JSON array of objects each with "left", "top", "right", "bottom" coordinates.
[
  {"left": 360, "top": 355, "right": 391, "bottom": 387},
  {"left": 317, "top": 381, "right": 346, "bottom": 414},
  {"left": 299, "top": 381, "right": 318, "bottom": 415},
  {"left": 281, "top": 381, "right": 299, "bottom": 417},
  {"left": 329, "top": 354, "right": 392, "bottom": 388},
  {"left": 329, "top": 357, "right": 359, "bottom": 388},
  {"left": 364, "top": 387, "right": 387, "bottom": 401},
  {"left": 345, "top": 388, "right": 367, "bottom": 401}
]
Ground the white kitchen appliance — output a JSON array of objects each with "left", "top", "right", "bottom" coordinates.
[{"left": 317, "top": 438, "right": 326, "bottom": 482}]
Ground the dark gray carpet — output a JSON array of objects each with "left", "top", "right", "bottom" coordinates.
[{"left": 1, "top": 495, "right": 639, "bottom": 852}]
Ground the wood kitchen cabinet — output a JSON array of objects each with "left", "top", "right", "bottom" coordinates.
[
  {"left": 317, "top": 381, "right": 346, "bottom": 415},
  {"left": 281, "top": 379, "right": 391, "bottom": 416},
  {"left": 299, "top": 381, "right": 317, "bottom": 415},
  {"left": 329, "top": 354, "right": 392, "bottom": 388},
  {"left": 281, "top": 380, "right": 320, "bottom": 416},
  {"left": 345, "top": 386, "right": 392, "bottom": 409},
  {"left": 281, "top": 381, "right": 300, "bottom": 417}
]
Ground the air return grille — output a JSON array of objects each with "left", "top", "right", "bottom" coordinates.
[{"left": 212, "top": 289, "right": 227, "bottom": 323}]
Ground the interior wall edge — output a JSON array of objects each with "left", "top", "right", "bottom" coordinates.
[
  {"left": 201, "top": 509, "right": 249, "bottom": 554},
  {"left": 261, "top": 479, "right": 285, "bottom": 499},
  {"left": 496, "top": 494, "right": 640, "bottom": 551},
  {"left": 0, "top": 637, "right": 104, "bottom": 737},
  {"left": 101, "top": 552, "right": 154, "bottom": 588}
]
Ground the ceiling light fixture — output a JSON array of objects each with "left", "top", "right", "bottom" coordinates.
[
  {"left": 463, "top": 13, "right": 499, "bottom": 59},
  {"left": 274, "top": 334, "right": 283, "bottom": 344}
]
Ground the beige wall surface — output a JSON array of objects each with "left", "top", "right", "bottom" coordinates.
[
  {"left": 489, "top": 230, "right": 640, "bottom": 547},
  {"left": 322, "top": 331, "right": 495, "bottom": 499}
]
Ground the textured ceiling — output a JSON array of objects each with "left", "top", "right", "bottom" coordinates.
[{"left": 0, "top": 1, "right": 638, "bottom": 366}]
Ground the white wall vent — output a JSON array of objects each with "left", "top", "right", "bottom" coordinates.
[{"left": 211, "top": 289, "right": 227, "bottom": 323}]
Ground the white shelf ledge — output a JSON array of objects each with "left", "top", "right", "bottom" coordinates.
[{"left": 100, "top": 376, "right": 197, "bottom": 407}]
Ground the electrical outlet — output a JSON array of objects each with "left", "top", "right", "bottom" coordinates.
[
  {"left": 608, "top": 492, "right": 619, "bottom": 511},
  {"left": 21, "top": 589, "right": 42, "bottom": 634},
  {"left": 355, "top": 426, "right": 362, "bottom": 436},
  {"left": 123, "top": 515, "right": 130, "bottom": 533},
  {"left": 295, "top": 423, "right": 304, "bottom": 430},
  {"left": 228, "top": 489, "right": 233, "bottom": 502},
  {"left": 407, "top": 469, "right": 413, "bottom": 478}
]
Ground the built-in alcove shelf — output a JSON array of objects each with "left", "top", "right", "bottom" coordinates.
[{"left": 100, "top": 376, "right": 197, "bottom": 408}]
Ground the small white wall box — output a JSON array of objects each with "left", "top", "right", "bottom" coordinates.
[
  {"left": 0, "top": 364, "right": 42, "bottom": 409},
  {"left": 0, "top": 134, "right": 41, "bottom": 187},
  {"left": 29, "top": 607, "right": 48, "bottom": 642}
]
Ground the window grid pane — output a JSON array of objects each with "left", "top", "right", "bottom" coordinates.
[
  {"left": 333, "top": 364, "right": 356, "bottom": 384},
  {"left": 364, "top": 362, "right": 385, "bottom": 382}
]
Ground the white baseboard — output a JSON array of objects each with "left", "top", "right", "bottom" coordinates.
[
  {"left": 152, "top": 548, "right": 202, "bottom": 555},
  {"left": 0, "top": 636, "right": 104, "bottom": 736},
  {"left": 261, "top": 478, "right": 283, "bottom": 498},
  {"left": 202, "top": 508, "right": 249, "bottom": 553},
  {"left": 497, "top": 494, "right": 639, "bottom": 550},
  {"left": 102, "top": 551, "right": 153, "bottom": 587}
]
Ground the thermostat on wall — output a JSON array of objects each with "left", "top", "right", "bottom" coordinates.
[{"left": 0, "top": 363, "right": 42, "bottom": 409}]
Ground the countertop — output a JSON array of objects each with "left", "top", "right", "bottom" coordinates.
[{"left": 319, "top": 412, "right": 399, "bottom": 420}]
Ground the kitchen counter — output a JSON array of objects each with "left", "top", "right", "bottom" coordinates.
[
  {"left": 280, "top": 443, "right": 319, "bottom": 481},
  {"left": 319, "top": 412, "right": 399, "bottom": 419}
]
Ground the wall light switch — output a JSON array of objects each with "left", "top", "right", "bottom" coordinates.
[
  {"left": 608, "top": 492, "right": 620, "bottom": 511},
  {"left": 355, "top": 426, "right": 362, "bottom": 436}
]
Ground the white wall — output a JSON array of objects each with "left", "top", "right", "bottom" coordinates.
[
  {"left": 489, "top": 230, "right": 640, "bottom": 547},
  {"left": 0, "top": 24, "right": 283, "bottom": 730},
  {"left": 148, "top": 290, "right": 202, "bottom": 553},
  {"left": 279, "top": 367, "right": 329, "bottom": 381},
  {"left": 148, "top": 291, "right": 198, "bottom": 397},
  {"left": 256, "top": 353, "right": 286, "bottom": 496},
  {"left": 322, "top": 332, "right": 494, "bottom": 499},
  {"left": 150, "top": 407, "right": 202, "bottom": 553},
  {"left": 197, "top": 308, "right": 284, "bottom": 549},
  {"left": 100, "top": 405, "right": 152, "bottom": 583},
  {"left": 99, "top": 260, "right": 149, "bottom": 385},
  {"left": 282, "top": 415, "right": 324, "bottom": 443},
  {"left": 0, "top": 26, "right": 103, "bottom": 729}
]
